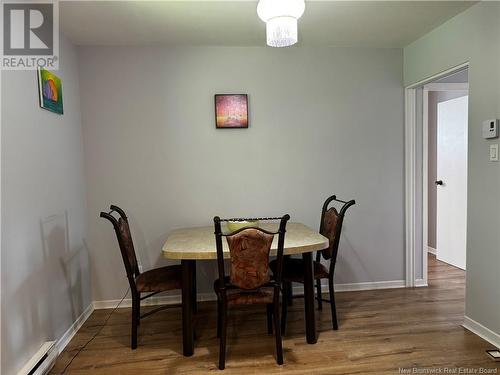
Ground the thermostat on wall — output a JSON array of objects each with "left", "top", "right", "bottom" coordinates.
[{"left": 482, "top": 119, "right": 499, "bottom": 139}]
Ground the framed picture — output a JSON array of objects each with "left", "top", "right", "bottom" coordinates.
[
  {"left": 37, "top": 68, "right": 63, "bottom": 114},
  {"left": 214, "top": 94, "right": 248, "bottom": 128}
]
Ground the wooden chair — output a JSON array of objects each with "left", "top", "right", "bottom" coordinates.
[
  {"left": 271, "top": 195, "right": 355, "bottom": 332},
  {"left": 100, "top": 205, "right": 183, "bottom": 349},
  {"left": 213, "top": 215, "right": 290, "bottom": 370}
]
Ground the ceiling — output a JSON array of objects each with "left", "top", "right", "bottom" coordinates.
[{"left": 60, "top": 1, "right": 475, "bottom": 48}]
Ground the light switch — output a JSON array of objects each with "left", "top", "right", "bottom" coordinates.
[{"left": 490, "top": 144, "right": 499, "bottom": 161}]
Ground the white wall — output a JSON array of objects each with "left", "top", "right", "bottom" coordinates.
[
  {"left": 405, "top": 2, "right": 500, "bottom": 336},
  {"left": 1, "top": 37, "right": 90, "bottom": 375},
  {"left": 78, "top": 46, "right": 404, "bottom": 302}
]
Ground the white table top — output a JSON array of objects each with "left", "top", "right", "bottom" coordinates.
[{"left": 162, "top": 222, "right": 329, "bottom": 260}]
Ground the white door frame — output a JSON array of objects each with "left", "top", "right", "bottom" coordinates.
[{"left": 404, "top": 62, "right": 469, "bottom": 287}]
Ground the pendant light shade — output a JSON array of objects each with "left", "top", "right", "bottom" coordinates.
[{"left": 257, "top": 0, "right": 305, "bottom": 48}]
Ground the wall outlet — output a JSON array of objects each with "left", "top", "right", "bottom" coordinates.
[{"left": 489, "top": 144, "right": 499, "bottom": 161}]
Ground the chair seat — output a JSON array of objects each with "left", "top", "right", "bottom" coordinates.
[
  {"left": 214, "top": 277, "right": 275, "bottom": 305},
  {"left": 135, "top": 265, "right": 182, "bottom": 292},
  {"left": 269, "top": 258, "right": 329, "bottom": 282}
]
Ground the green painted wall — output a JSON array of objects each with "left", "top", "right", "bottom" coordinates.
[{"left": 404, "top": 2, "right": 500, "bottom": 337}]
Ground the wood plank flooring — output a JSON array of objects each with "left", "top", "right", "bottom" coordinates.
[{"left": 51, "top": 255, "right": 499, "bottom": 374}]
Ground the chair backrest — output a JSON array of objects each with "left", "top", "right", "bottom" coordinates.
[
  {"left": 319, "top": 195, "right": 355, "bottom": 261},
  {"left": 100, "top": 205, "right": 140, "bottom": 280},
  {"left": 214, "top": 215, "right": 290, "bottom": 290}
]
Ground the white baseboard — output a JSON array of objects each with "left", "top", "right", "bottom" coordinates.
[
  {"left": 16, "top": 341, "right": 56, "bottom": 375},
  {"left": 415, "top": 278, "right": 428, "bottom": 287},
  {"left": 334, "top": 279, "right": 406, "bottom": 291},
  {"left": 463, "top": 316, "right": 500, "bottom": 349},
  {"left": 93, "top": 291, "right": 217, "bottom": 310},
  {"left": 16, "top": 303, "right": 94, "bottom": 375},
  {"left": 427, "top": 246, "right": 436, "bottom": 255},
  {"left": 93, "top": 280, "right": 407, "bottom": 310},
  {"left": 293, "top": 279, "right": 406, "bottom": 294},
  {"left": 56, "top": 303, "right": 94, "bottom": 354}
]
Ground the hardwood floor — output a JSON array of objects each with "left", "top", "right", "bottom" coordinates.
[{"left": 51, "top": 255, "right": 499, "bottom": 374}]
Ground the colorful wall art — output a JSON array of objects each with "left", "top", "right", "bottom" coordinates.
[
  {"left": 214, "top": 94, "right": 248, "bottom": 128},
  {"left": 38, "top": 68, "right": 64, "bottom": 114}
]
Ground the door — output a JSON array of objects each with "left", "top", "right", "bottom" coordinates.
[{"left": 436, "top": 95, "right": 468, "bottom": 270}]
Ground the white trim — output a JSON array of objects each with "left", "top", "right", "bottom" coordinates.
[
  {"left": 313, "top": 279, "right": 406, "bottom": 292},
  {"left": 93, "top": 280, "right": 408, "bottom": 310},
  {"left": 55, "top": 303, "right": 94, "bottom": 355},
  {"left": 424, "top": 83, "right": 469, "bottom": 92},
  {"left": 415, "top": 279, "right": 428, "bottom": 287},
  {"left": 405, "top": 87, "right": 417, "bottom": 287},
  {"left": 427, "top": 246, "right": 436, "bottom": 255},
  {"left": 406, "top": 62, "right": 469, "bottom": 89},
  {"left": 463, "top": 316, "right": 500, "bottom": 349},
  {"left": 93, "top": 291, "right": 216, "bottom": 310},
  {"left": 422, "top": 87, "right": 429, "bottom": 288}
]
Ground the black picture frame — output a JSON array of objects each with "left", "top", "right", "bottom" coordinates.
[{"left": 214, "top": 94, "right": 248, "bottom": 129}]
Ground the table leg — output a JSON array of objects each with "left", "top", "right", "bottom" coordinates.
[
  {"left": 192, "top": 261, "right": 197, "bottom": 314},
  {"left": 302, "top": 252, "right": 317, "bottom": 344},
  {"left": 181, "top": 259, "right": 195, "bottom": 356}
]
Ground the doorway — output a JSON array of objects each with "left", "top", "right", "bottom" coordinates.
[
  {"left": 424, "top": 70, "right": 469, "bottom": 273},
  {"left": 404, "top": 63, "right": 469, "bottom": 287}
]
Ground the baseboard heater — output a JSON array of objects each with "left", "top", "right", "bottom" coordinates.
[{"left": 17, "top": 341, "right": 57, "bottom": 375}]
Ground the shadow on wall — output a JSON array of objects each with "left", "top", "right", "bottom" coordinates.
[
  {"left": 27, "top": 214, "right": 87, "bottom": 364},
  {"left": 334, "top": 234, "right": 372, "bottom": 284},
  {"left": 40, "top": 211, "right": 90, "bottom": 326},
  {"left": 4, "top": 211, "right": 90, "bottom": 373}
]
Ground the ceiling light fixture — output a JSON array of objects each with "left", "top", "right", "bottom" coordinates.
[{"left": 257, "top": 0, "right": 305, "bottom": 48}]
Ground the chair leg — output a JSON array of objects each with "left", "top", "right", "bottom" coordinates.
[
  {"left": 219, "top": 300, "right": 228, "bottom": 370},
  {"left": 216, "top": 297, "right": 221, "bottom": 338},
  {"left": 286, "top": 281, "right": 293, "bottom": 306},
  {"left": 316, "top": 279, "right": 323, "bottom": 311},
  {"left": 281, "top": 283, "right": 288, "bottom": 335},
  {"left": 328, "top": 277, "right": 338, "bottom": 330},
  {"left": 131, "top": 296, "right": 138, "bottom": 349},
  {"left": 266, "top": 304, "right": 273, "bottom": 334},
  {"left": 136, "top": 293, "right": 141, "bottom": 326},
  {"left": 273, "top": 295, "right": 284, "bottom": 365}
]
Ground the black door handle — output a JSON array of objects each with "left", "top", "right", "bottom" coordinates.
[{"left": 435, "top": 180, "right": 443, "bottom": 185}]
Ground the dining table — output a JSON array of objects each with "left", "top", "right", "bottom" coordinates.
[{"left": 162, "top": 221, "right": 329, "bottom": 356}]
